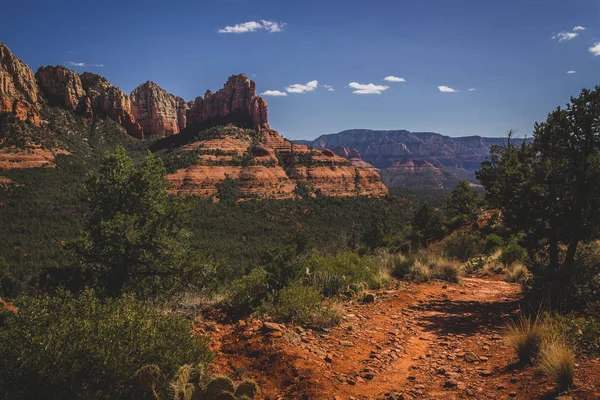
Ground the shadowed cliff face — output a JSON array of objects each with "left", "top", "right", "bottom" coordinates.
[{"left": 0, "top": 42, "right": 41, "bottom": 125}]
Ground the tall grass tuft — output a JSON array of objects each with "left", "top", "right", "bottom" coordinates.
[
  {"left": 504, "top": 314, "right": 546, "bottom": 364},
  {"left": 505, "top": 263, "right": 530, "bottom": 284},
  {"left": 538, "top": 339, "right": 575, "bottom": 391}
]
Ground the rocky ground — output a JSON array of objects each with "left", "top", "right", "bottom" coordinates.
[{"left": 202, "top": 276, "right": 600, "bottom": 399}]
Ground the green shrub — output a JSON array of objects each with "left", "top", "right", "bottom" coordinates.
[
  {"left": 264, "top": 284, "right": 323, "bottom": 326},
  {"left": 0, "top": 289, "right": 213, "bottom": 400},
  {"left": 305, "top": 251, "right": 383, "bottom": 295},
  {"left": 443, "top": 232, "right": 484, "bottom": 262},
  {"left": 226, "top": 267, "right": 270, "bottom": 314},
  {"left": 483, "top": 234, "right": 504, "bottom": 253},
  {"left": 499, "top": 242, "right": 527, "bottom": 267},
  {"left": 263, "top": 245, "right": 305, "bottom": 291},
  {"left": 570, "top": 242, "right": 600, "bottom": 310}
]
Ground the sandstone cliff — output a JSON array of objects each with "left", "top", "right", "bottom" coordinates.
[
  {"left": 130, "top": 81, "right": 189, "bottom": 137},
  {"left": 187, "top": 74, "right": 269, "bottom": 130},
  {"left": 36, "top": 66, "right": 85, "bottom": 110},
  {"left": 0, "top": 42, "right": 40, "bottom": 124},
  {"left": 78, "top": 72, "right": 143, "bottom": 138},
  {"left": 165, "top": 127, "right": 387, "bottom": 200}
]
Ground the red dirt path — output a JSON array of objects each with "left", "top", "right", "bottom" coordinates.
[{"left": 204, "top": 277, "right": 600, "bottom": 399}]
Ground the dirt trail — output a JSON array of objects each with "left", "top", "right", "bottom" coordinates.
[{"left": 207, "top": 277, "right": 600, "bottom": 399}]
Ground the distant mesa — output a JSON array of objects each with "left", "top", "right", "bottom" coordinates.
[{"left": 297, "top": 129, "right": 530, "bottom": 189}]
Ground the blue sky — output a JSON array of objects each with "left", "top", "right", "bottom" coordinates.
[{"left": 1, "top": 0, "right": 599, "bottom": 139}]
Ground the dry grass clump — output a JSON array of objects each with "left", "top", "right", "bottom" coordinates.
[
  {"left": 504, "top": 314, "right": 546, "bottom": 364},
  {"left": 427, "top": 256, "right": 464, "bottom": 283},
  {"left": 409, "top": 260, "right": 431, "bottom": 283},
  {"left": 538, "top": 339, "right": 575, "bottom": 391},
  {"left": 505, "top": 263, "right": 531, "bottom": 284}
]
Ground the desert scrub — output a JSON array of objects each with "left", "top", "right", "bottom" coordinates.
[
  {"left": 538, "top": 339, "right": 575, "bottom": 391},
  {"left": 0, "top": 289, "right": 213, "bottom": 400},
  {"left": 504, "top": 314, "right": 546, "bottom": 364}
]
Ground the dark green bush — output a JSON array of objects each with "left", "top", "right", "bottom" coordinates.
[
  {"left": 499, "top": 242, "right": 527, "bottom": 267},
  {"left": 263, "top": 284, "right": 323, "bottom": 325},
  {"left": 0, "top": 289, "right": 213, "bottom": 400},
  {"left": 483, "top": 234, "right": 504, "bottom": 253},
  {"left": 443, "top": 232, "right": 484, "bottom": 262},
  {"left": 569, "top": 243, "right": 600, "bottom": 310},
  {"left": 226, "top": 267, "right": 269, "bottom": 314}
]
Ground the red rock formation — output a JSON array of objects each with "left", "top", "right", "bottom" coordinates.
[
  {"left": 130, "top": 81, "right": 189, "bottom": 137},
  {"left": 0, "top": 42, "right": 41, "bottom": 124},
  {"left": 79, "top": 72, "right": 143, "bottom": 138},
  {"left": 36, "top": 66, "right": 86, "bottom": 110},
  {"left": 186, "top": 74, "right": 269, "bottom": 130},
  {"left": 167, "top": 127, "right": 388, "bottom": 200}
]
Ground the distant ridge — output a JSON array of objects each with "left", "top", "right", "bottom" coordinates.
[{"left": 294, "top": 129, "right": 530, "bottom": 189}]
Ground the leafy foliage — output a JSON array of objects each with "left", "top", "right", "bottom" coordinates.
[
  {"left": 73, "top": 147, "right": 216, "bottom": 298},
  {"left": 0, "top": 289, "right": 212, "bottom": 400},
  {"left": 477, "top": 87, "right": 600, "bottom": 305}
]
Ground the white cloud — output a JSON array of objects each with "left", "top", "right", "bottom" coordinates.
[
  {"left": 590, "top": 42, "right": 600, "bottom": 56},
  {"left": 553, "top": 31, "right": 579, "bottom": 41},
  {"left": 348, "top": 82, "right": 389, "bottom": 95},
  {"left": 286, "top": 80, "right": 318, "bottom": 93},
  {"left": 468, "top": 88, "right": 477, "bottom": 91},
  {"left": 67, "top": 61, "right": 103, "bottom": 67},
  {"left": 573, "top": 26, "right": 586, "bottom": 31},
  {"left": 438, "top": 85, "right": 458, "bottom": 93},
  {"left": 567, "top": 70, "right": 577, "bottom": 74},
  {"left": 383, "top": 76, "right": 406, "bottom": 83},
  {"left": 260, "top": 20, "right": 286, "bottom": 33},
  {"left": 218, "top": 20, "right": 285, "bottom": 34},
  {"left": 324, "top": 85, "right": 334, "bottom": 92},
  {"left": 261, "top": 90, "right": 288, "bottom": 97}
]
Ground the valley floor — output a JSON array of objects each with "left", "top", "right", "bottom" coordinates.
[{"left": 201, "top": 277, "right": 600, "bottom": 399}]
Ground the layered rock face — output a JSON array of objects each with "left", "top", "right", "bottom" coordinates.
[
  {"left": 0, "top": 42, "right": 40, "bottom": 124},
  {"left": 79, "top": 72, "right": 143, "bottom": 138},
  {"left": 36, "top": 66, "right": 85, "bottom": 110},
  {"left": 130, "top": 81, "right": 189, "bottom": 137},
  {"left": 34, "top": 65, "right": 143, "bottom": 138},
  {"left": 166, "top": 127, "right": 387, "bottom": 200},
  {"left": 187, "top": 74, "right": 269, "bottom": 130}
]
